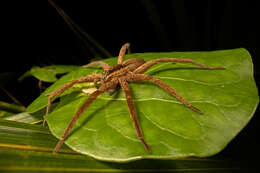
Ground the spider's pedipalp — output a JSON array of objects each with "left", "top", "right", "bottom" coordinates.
[
  {"left": 119, "top": 78, "right": 151, "bottom": 152},
  {"left": 44, "top": 74, "right": 102, "bottom": 126},
  {"left": 128, "top": 74, "right": 203, "bottom": 115},
  {"left": 53, "top": 78, "right": 118, "bottom": 153},
  {"left": 134, "top": 58, "right": 225, "bottom": 74}
]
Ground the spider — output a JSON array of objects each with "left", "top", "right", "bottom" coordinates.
[{"left": 45, "top": 43, "right": 225, "bottom": 153}]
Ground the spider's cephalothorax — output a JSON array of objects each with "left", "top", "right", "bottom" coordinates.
[
  {"left": 45, "top": 43, "right": 225, "bottom": 153},
  {"left": 102, "top": 58, "right": 146, "bottom": 82}
]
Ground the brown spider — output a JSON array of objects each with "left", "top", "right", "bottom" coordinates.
[{"left": 45, "top": 43, "right": 225, "bottom": 153}]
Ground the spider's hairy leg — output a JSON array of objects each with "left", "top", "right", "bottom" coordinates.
[
  {"left": 44, "top": 74, "right": 102, "bottom": 126},
  {"left": 53, "top": 79, "right": 118, "bottom": 154},
  {"left": 134, "top": 58, "right": 225, "bottom": 74},
  {"left": 119, "top": 78, "right": 151, "bottom": 152},
  {"left": 129, "top": 74, "right": 203, "bottom": 114},
  {"left": 82, "top": 61, "right": 110, "bottom": 71},
  {"left": 118, "top": 43, "right": 130, "bottom": 64}
]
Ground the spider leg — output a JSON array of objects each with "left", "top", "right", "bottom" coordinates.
[
  {"left": 44, "top": 74, "right": 102, "bottom": 126},
  {"left": 134, "top": 58, "right": 225, "bottom": 74},
  {"left": 82, "top": 61, "right": 110, "bottom": 71},
  {"left": 119, "top": 78, "right": 151, "bottom": 152},
  {"left": 53, "top": 79, "right": 118, "bottom": 153},
  {"left": 129, "top": 74, "right": 203, "bottom": 114},
  {"left": 118, "top": 43, "right": 130, "bottom": 64}
]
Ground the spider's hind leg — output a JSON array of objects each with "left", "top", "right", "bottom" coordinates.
[
  {"left": 130, "top": 74, "right": 203, "bottom": 115},
  {"left": 134, "top": 58, "right": 225, "bottom": 74}
]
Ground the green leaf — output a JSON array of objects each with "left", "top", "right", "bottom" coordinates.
[
  {"left": 27, "top": 48, "right": 259, "bottom": 162},
  {"left": 19, "top": 65, "right": 81, "bottom": 82},
  {"left": 2, "top": 112, "right": 42, "bottom": 124},
  {"left": 2, "top": 103, "right": 57, "bottom": 124},
  {"left": 0, "top": 110, "right": 14, "bottom": 118},
  {"left": 0, "top": 119, "right": 71, "bottom": 151},
  {"left": 0, "top": 119, "right": 252, "bottom": 172}
]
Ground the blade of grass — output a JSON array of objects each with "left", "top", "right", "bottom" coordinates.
[
  {"left": 0, "top": 110, "right": 14, "bottom": 117},
  {"left": 1, "top": 87, "right": 24, "bottom": 106},
  {"left": 48, "top": 0, "right": 112, "bottom": 58},
  {"left": 0, "top": 119, "right": 252, "bottom": 172},
  {"left": 0, "top": 101, "right": 26, "bottom": 113}
]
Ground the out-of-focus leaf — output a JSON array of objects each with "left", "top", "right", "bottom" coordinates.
[
  {"left": 0, "top": 119, "right": 252, "bottom": 172},
  {"left": 2, "top": 103, "right": 58, "bottom": 124},
  {"left": 27, "top": 48, "right": 258, "bottom": 162},
  {"left": 18, "top": 65, "right": 82, "bottom": 82},
  {"left": 3, "top": 112, "right": 41, "bottom": 124},
  {"left": 0, "top": 110, "right": 14, "bottom": 118},
  {"left": 0, "top": 101, "right": 26, "bottom": 113},
  {"left": 17, "top": 70, "right": 31, "bottom": 82},
  {"left": 0, "top": 119, "right": 71, "bottom": 151}
]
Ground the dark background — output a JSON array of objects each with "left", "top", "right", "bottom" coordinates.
[{"left": 1, "top": 0, "right": 258, "bottom": 169}]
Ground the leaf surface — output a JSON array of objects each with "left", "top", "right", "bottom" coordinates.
[
  {"left": 19, "top": 65, "right": 81, "bottom": 82},
  {"left": 2, "top": 111, "right": 42, "bottom": 124},
  {"left": 27, "top": 48, "right": 259, "bottom": 162}
]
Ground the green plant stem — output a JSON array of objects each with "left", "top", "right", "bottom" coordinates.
[{"left": 0, "top": 101, "right": 26, "bottom": 113}]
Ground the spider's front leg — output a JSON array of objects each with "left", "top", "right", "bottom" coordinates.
[
  {"left": 53, "top": 79, "right": 118, "bottom": 153},
  {"left": 44, "top": 74, "right": 102, "bottom": 126},
  {"left": 118, "top": 43, "right": 130, "bottom": 64},
  {"left": 119, "top": 78, "right": 151, "bottom": 152}
]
